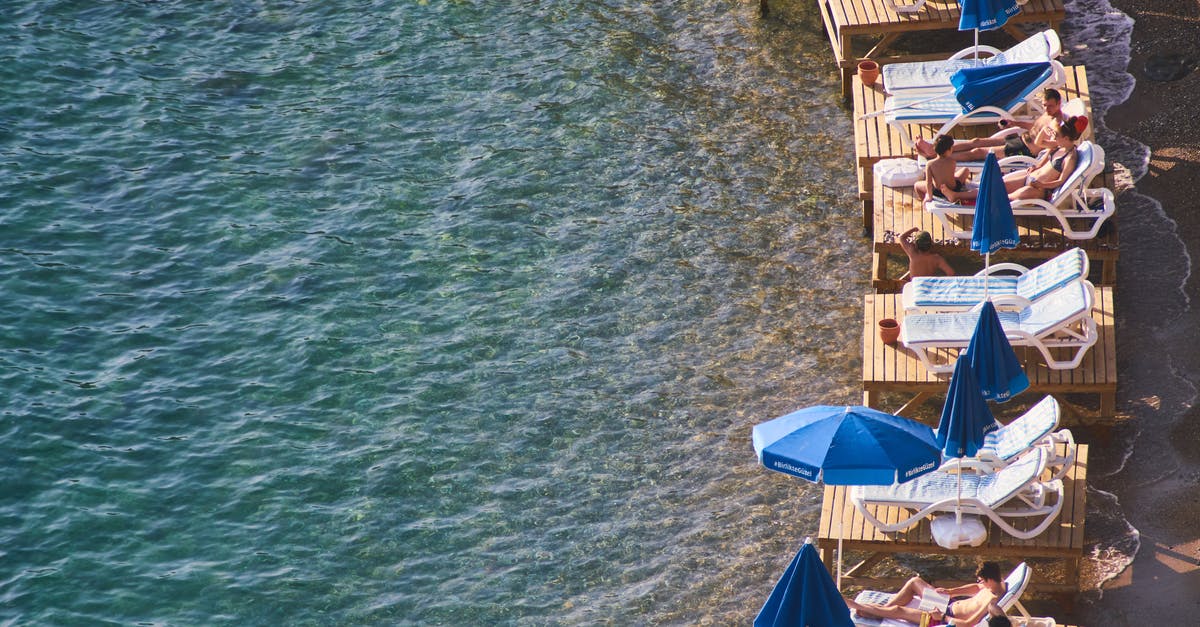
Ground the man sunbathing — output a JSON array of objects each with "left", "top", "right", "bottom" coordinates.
[
  {"left": 845, "top": 562, "right": 1007, "bottom": 626},
  {"left": 914, "top": 88, "right": 1066, "bottom": 161},
  {"left": 899, "top": 227, "right": 954, "bottom": 280}
]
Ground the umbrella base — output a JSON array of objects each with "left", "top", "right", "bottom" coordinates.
[{"left": 930, "top": 514, "right": 987, "bottom": 549}]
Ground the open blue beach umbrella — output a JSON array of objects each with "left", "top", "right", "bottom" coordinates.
[
  {"left": 753, "top": 405, "right": 941, "bottom": 588},
  {"left": 753, "top": 406, "right": 941, "bottom": 486},
  {"left": 952, "top": 62, "right": 1052, "bottom": 113},
  {"left": 755, "top": 538, "right": 854, "bottom": 627},
  {"left": 966, "top": 301, "right": 1030, "bottom": 402},
  {"left": 958, "top": 0, "right": 1020, "bottom": 61}
]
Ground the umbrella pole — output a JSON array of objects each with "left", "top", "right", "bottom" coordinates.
[
  {"left": 974, "top": 30, "right": 980, "bottom": 64},
  {"left": 837, "top": 505, "right": 844, "bottom": 590},
  {"left": 984, "top": 252, "right": 991, "bottom": 300},
  {"left": 955, "top": 469, "right": 964, "bottom": 541}
]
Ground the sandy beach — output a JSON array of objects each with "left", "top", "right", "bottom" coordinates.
[{"left": 1070, "top": 0, "right": 1200, "bottom": 624}]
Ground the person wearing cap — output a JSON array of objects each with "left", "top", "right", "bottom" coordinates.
[{"left": 899, "top": 227, "right": 954, "bottom": 280}]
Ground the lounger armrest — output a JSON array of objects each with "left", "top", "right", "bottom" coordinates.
[
  {"left": 998, "top": 155, "right": 1038, "bottom": 168},
  {"left": 975, "top": 262, "right": 1031, "bottom": 276},
  {"left": 989, "top": 126, "right": 1025, "bottom": 140},
  {"left": 939, "top": 457, "right": 1000, "bottom": 474},
  {"left": 948, "top": 45, "right": 1003, "bottom": 61},
  {"left": 1043, "top": 428, "right": 1077, "bottom": 481},
  {"left": 983, "top": 479, "right": 1064, "bottom": 539},
  {"left": 988, "top": 293, "right": 1033, "bottom": 311}
]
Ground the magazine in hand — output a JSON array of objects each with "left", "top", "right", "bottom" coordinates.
[{"left": 917, "top": 588, "right": 950, "bottom": 613}]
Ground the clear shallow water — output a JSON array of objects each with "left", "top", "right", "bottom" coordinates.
[
  {"left": 1, "top": 2, "right": 868, "bottom": 624},
  {"left": 0, "top": 1, "right": 1150, "bottom": 624}
]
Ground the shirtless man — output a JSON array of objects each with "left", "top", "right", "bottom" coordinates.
[
  {"left": 899, "top": 227, "right": 954, "bottom": 280},
  {"left": 845, "top": 562, "right": 1008, "bottom": 627},
  {"left": 914, "top": 88, "right": 1066, "bottom": 162}
]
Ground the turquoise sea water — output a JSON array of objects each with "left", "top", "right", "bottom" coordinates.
[
  {"left": 3, "top": 0, "right": 1156, "bottom": 623},
  {"left": 1, "top": 2, "right": 879, "bottom": 623}
]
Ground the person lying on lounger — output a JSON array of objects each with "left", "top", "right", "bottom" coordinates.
[
  {"left": 1003, "top": 115, "right": 1087, "bottom": 201},
  {"left": 845, "top": 562, "right": 1007, "bottom": 627},
  {"left": 914, "top": 88, "right": 1066, "bottom": 161}
]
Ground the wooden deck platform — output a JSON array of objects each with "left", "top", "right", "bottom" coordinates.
[
  {"left": 870, "top": 173, "right": 1119, "bottom": 291},
  {"left": 851, "top": 65, "right": 1092, "bottom": 230},
  {"left": 861, "top": 288, "right": 1117, "bottom": 419},
  {"left": 817, "top": 444, "right": 1089, "bottom": 596},
  {"left": 820, "top": 0, "right": 1066, "bottom": 98}
]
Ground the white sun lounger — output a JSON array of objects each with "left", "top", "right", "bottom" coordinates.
[
  {"left": 926, "top": 141, "right": 1116, "bottom": 241},
  {"left": 883, "top": 30, "right": 1062, "bottom": 94},
  {"left": 850, "top": 448, "right": 1064, "bottom": 540},
  {"left": 900, "top": 280, "right": 1098, "bottom": 373},
  {"left": 879, "top": 61, "right": 1066, "bottom": 148},
  {"left": 851, "top": 562, "right": 1034, "bottom": 627},
  {"left": 902, "top": 248, "right": 1089, "bottom": 313},
  {"left": 940, "top": 396, "right": 1077, "bottom": 481}
]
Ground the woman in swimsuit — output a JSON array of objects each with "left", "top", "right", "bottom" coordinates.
[{"left": 1004, "top": 116, "right": 1086, "bottom": 201}]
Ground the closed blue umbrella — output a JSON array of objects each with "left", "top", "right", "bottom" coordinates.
[
  {"left": 952, "top": 62, "right": 1053, "bottom": 114},
  {"left": 970, "top": 153, "right": 1019, "bottom": 256},
  {"left": 970, "top": 152, "right": 1020, "bottom": 299},
  {"left": 936, "top": 357, "right": 999, "bottom": 545},
  {"left": 937, "top": 357, "right": 999, "bottom": 458},
  {"left": 966, "top": 301, "right": 1030, "bottom": 402},
  {"left": 753, "top": 406, "right": 942, "bottom": 588},
  {"left": 755, "top": 538, "right": 854, "bottom": 627},
  {"left": 959, "top": 0, "right": 1020, "bottom": 61}
]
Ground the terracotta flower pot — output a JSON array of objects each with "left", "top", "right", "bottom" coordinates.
[
  {"left": 878, "top": 318, "right": 900, "bottom": 345},
  {"left": 858, "top": 60, "right": 880, "bottom": 87}
]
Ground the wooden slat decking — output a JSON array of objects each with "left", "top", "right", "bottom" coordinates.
[
  {"left": 820, "top": 0, "right": 1066, "bottom": 97},
  {"left": 817, "top": 444, "right": 1088, "bottom": 595},
  {"left": 870, "top": 172, "right": 1119, "bottom": 291},
  {"left": 851, "top": 65, "right": 1092, "bottom": 229},
  {"left": 861, "top": 288, "right": 1117, "bottom": 419}
]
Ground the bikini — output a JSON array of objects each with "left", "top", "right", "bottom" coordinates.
[{"left": 1026, "top": 147, "right": 1076, "bottom": 199}]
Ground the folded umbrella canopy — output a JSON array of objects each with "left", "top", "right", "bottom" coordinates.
[
  {"left": 938, "top": 358, "right": 1000, "bottom": 459},
  {"left": 935, "top": 357, "right": 1000, "bottom": 548},
  {"left": 755, "top": 538, "right": 854, "bottom": 627},
  {"left": 965, "top": 152, "right": 1030, "bottom": 402},
  {"left": 970, "top": 151, "right": 1020, "bottom": 299},
  {"left": 966, "top": 300, "right": 1030, "bottom": 402},
  {"left": 952, "top": 61, "right": 1053, "bottom": 113}
]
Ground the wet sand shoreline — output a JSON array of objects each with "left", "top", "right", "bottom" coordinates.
[{"left": 1072, "top": 0, "right": 1200, "bottom": 623}]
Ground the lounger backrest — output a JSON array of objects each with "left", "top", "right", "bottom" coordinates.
[
  {"left": 1047, "top": 141, "right": 1102, "bottom": 206},
  {"left": 887, "top": 62, "right": 1056, "bottom": 120},
  {"left": 1014, "top": 248, "right": 1088, "bottom": 301},
  {"left": 991, "top": 30, "right": 1058, "bottom": 66},
  {"left": 998, "top": 562, "right": 1032, "bottom": 608},
  {"left": 977, "top": 448, "right": 1045, "bottom": 506},
  {"left": 983, "top": 396, "right": 1060, "bottom": 461},
  {"left": 1017, "top": 280, "right": 1093, "bottom": 335}
]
